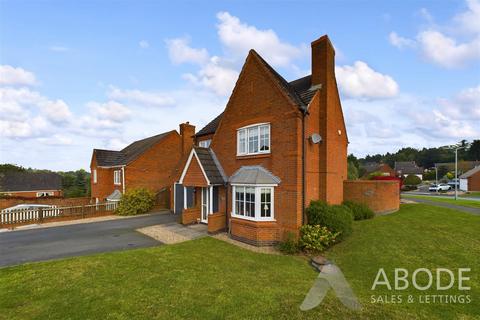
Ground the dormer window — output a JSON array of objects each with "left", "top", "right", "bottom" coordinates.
[
  {"left": 237, "top": 123, "right": 270, "bottom": 156},
  {"left": 199, "top": 139, "right": 211, "bottom": 148}
]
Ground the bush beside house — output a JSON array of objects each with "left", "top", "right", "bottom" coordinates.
[
  {"left": 116, "top": 188, "right": 155, "bottom": 216},
  {"left": 342, "top": 200, "right": 375, "bottom": 220}
]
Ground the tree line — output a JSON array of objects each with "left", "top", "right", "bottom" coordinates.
[{"left": 0, "top": 164, "right": 90, "bottom": 198}]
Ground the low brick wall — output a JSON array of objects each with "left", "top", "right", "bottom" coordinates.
[
  {"left": 208, "top": 212, "right": 226, "bottom": 233},
  {"left": 181, "top": 207, "right": 200, "bottom": 225},
  {"left": 230, "top": 218, "right": 279, "bottom": 246},
  {"left": 0, "top": 197, "right": 91, "bottom": 211},
  {"left": 343, "top": 180, "right": 400, "bottom": 214}
]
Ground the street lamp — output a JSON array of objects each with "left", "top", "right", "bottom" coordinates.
[{"left": 454, "top": 146, "right": 466, "bottom": 200}]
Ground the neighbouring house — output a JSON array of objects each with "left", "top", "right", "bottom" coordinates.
[
  {"left": 394, "top": 161, "right": 424, "bottom": 180},
  {"left": 435, "top": 161, "right": 480, "bottom": 175},
  {"left": 90, "top": 122, "right": 195, "bottom": 203},
  {"left": 174, "top": 35, "right": 348, "bottom": 245},
  {"left": 361, "top": 162, "right": 395, "bottom": 177},
  {"left": 459, "top": 166, "right": 480, "bottom": 192},
  {"left": 0, "top": 172, "right": 63, "bottom": 198}
]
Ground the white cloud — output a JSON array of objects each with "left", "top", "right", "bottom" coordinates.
[
  {"left": 417, "top": 31, "right": 480, "bottom": 68},
  {"left": 167, "top": 12, "right": 305, "bottom": 96},
  {"left": 139, "top": 40, "right": 149, "bottom": 49},
  {"left": 86, "top": 100, "right": 131, "bottom": 122},
  {"left": 107, "top": 86, "right": 175, "bottom": 107},
  {"left": 183, "top": 56, "right": 239, "bottom": 96},
  {"left": 453, "top": 0, "right": 480, "bottom": 34},
  {"left": 389, "top": 0, "right": 480, "bottom": 68},
  {"left": 216, "top": 11, "right": 305, "bottom": 67},
  {"left": 166, "top": 38, "right": 209, "bottom": 65},
  {"left": 335, "top": 61, "right": 399, "bottom": 99},
  {"left": 49, "top": 46, "right": 69, "bottom": 52},
  {"left": 36, "top": 134, "right": 73, "bottom": 145},
  {"left": 0, "top": 65, "right": 36, "bottom": 85},
  {"left": 39, "top": 99, "right": 72, "bottom": 122},
  {"left": 389, "top": 32, "right": 416, "bottom": 49}
]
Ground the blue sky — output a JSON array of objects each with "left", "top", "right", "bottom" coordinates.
[{"left": 1, "top": 0, "right": 479, "bottom": 170}]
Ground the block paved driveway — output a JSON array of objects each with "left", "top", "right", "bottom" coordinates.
[{"left": 0, "top": 212, "right": 177, "bottom": 268}]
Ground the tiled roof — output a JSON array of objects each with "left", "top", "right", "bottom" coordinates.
[
  {"left": 361, "top": 162, "right": 382, "bottom": 174},
  {"left": 0, "top": 172, "right": 62, "bottom": 192},
  {"left": 95, "top": 131, "right": 174, "bottom": 167},
  {"left": 460, "top": 165, "right": 480, "bottom": 179},
  {"left": 394, "top": 161, "right": 424, "bottom": 174},
  {"left": 196, "top": 51, "right": 319, "bottom": 138},
  {"left": 229, "top": 166, "right": 281, "bottom": 185},
  {"left": 194, "top": 147, "right": 225, "bottom": 185},
  {"left": 196, "top": 112, "right": 224, "bottom": 137}
]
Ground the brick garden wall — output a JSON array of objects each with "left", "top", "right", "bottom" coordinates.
[
  {"left": 182, "top": 207, "right": 200, "bottom": 225},
  {"left": 207, "top": 212, "right": 226, "bottom": 233},
  {"left": 343, "top": 180, "right": 400, "bottom": 214},
  {"left": 230, "top": 218, "right": 279, "bottom": 246}
]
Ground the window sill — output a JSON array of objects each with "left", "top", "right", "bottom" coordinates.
[
  {"left": 231, "top": 213, "right": 275, "bottom": 222},
  {"left": 236, "top": 153, "right": 271, "bottom": 160}
]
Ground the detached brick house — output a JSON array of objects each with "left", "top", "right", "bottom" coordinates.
[
  {"left": 394, "top": 161, "right": 424, "bottom": 180},
  {"left": 361, "top": 162, "right": 395, "bottom": 177},
  {"left": 90, "top": 123, "right": 195, "bottom": 203},
  {"left": 174, "top": 35, "right": 348, "bottom": 245},
  {"left": 0, "top": 172, "right": 63, "bottom": 198}
]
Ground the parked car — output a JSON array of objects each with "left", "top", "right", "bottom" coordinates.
[
  {"left": 1, "top": 204, "right": 55, "bottom": 212},
  {"left": 429, "top": 184, "right": 451, "bottom": 192},
  {"left": 447, "top": 179, "right": 460, "bottom": 188}
]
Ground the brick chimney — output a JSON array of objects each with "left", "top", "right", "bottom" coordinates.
[
  {"left": 179, "top": 122, "right": 195, "bottom": 155},
  {"left": 311, "top": 35, "right": 335, "bottom": 86}
]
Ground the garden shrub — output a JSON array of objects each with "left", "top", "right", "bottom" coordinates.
[
  {"left": 342, "top": 200, "right": 375, "bottom": 220},
  {"left": 116, "top": 188, "right": 155, "bottom": 216},
  {"left": 404, "top": 174, "right": 421, "bottom": 186},
  {"left": 299, "top": 225, "right": 340, "bottom": 253},
  {"left": 306, "top": 201, "right": 353, "bottom": 240},
  {"left": 278, "top": 232, "right": 300, "bottom": 254}
]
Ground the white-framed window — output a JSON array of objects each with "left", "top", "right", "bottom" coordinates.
[
  {"left": 93, "top": 169, "right": 97, "bottom": 184},
  {"left": 232, "top": 185, "right": 274, "bottom": 221},
  {"left": 114, "top": 170, "right": 122, "bottom": 185},
  {"left": 237, "top": 123, "right": 270, "bottom": 156},
  {"left": 36, "top": 191, "right": 54, "bottom": 197},
  {"left": 199, "top": 139, "right": 211, "bottom": 148}
]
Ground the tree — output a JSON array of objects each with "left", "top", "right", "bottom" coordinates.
[
  {"left": 468, "top": 140, "right": 480, "bottom": 160},
  {"left": 0, "top": 164, "right": 26, "bottom": 173},
  {"left": 347, "top": 161, "right": 359, "bottom": 180},
  {"left": 404, "top": 174, "right": 421, "bottom": 186}
]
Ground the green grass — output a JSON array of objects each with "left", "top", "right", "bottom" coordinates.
[
  {"left": 0, "top": 204, "right": 479, "bottom": 319},
  {"left": 460, "top": 192, "right": 480, "bottom": 199},
  {"left": 403, "top": 194, "right": 480, "bottom": 208}
]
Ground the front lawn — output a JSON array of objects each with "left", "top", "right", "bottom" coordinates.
[
  {"left": 402, "top": 194, "right": 480, "bottom": 208},
  {"left": 0, "top": 204, "right": 479, "bottom": 319}
]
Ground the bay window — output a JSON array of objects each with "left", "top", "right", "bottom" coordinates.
[
  {"left": 237, "top": 123, "right": 270, "bottom": 155},
  {"left": 232, "top": 185, "right": 274, "bottom": 221}
]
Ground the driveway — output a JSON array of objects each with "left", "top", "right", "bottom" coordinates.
[{"left": 0, "top": 212, "right": 177, "bottom": 268}]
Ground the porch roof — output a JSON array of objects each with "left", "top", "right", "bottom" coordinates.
[
  {"left": 106, "top": 189, "right": 122, "bottom": 201},
  {"left": 229, "top": 166, "right": 281, "bottom": 185}
]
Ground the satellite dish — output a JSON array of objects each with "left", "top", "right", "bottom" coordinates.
[{"left": 310, "top": 133, "right": 322, "bottom": 144}]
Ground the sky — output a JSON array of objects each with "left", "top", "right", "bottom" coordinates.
[{"left": 0, "top": 0, "right": 479, "bottom": 171}]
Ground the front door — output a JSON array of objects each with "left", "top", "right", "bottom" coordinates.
[{"left": 201, "top": 187, "right": 209, "bottom": 223}]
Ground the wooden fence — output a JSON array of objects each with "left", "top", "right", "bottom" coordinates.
[{"left": 0, "top": 202, "right": 118, "bottom": 227}]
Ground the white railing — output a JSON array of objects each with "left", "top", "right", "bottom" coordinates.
[{"left": 0, "top": 202, "right": 119, "bottom": 226}]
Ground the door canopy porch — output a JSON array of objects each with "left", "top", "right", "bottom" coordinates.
[{"left": 179, "top": 147, "right": 225, "bottom": 187}]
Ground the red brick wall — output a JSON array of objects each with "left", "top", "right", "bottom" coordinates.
[
  {"left": 182, "top": 155, "right": 209, "bottom": 187},
  {"left": 125, "top": 132, "right": 183, "bottom": 195},
  {"left": 208, "top": 212, "right": 226, "bottom": 233},
  {"left": 0, "top": 197, "right": 91, "bottom": 210},
  {"left": 209, "top": 51, "right": 303, "bottom": 243},
  {"left": 230, "top": 218, "right": 279, "bottom": 246},
  {"left": 90, "top": 152, "right": 122, "bottom": 201},
  {"left": 343, "top": 180, "right": 400, "bottom": 214},
  {"left": 182, "top": 207, "right": 200, "bottom": 224},
  {"left": 468, "top": 171, "right": 480, "bottom": 191}
]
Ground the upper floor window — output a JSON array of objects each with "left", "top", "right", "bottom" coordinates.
[
  {"left": 237, "top": 123, "right": 270, "bottom": 156},
  {"left": 199, "top": 139, "right": 211, "bottom": 148},
  {"left": 93, "top": 169, "right": 97, "bottom": 184},
  {"left": 114, "top": 170, "right": 122, "bottom": 185}
]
